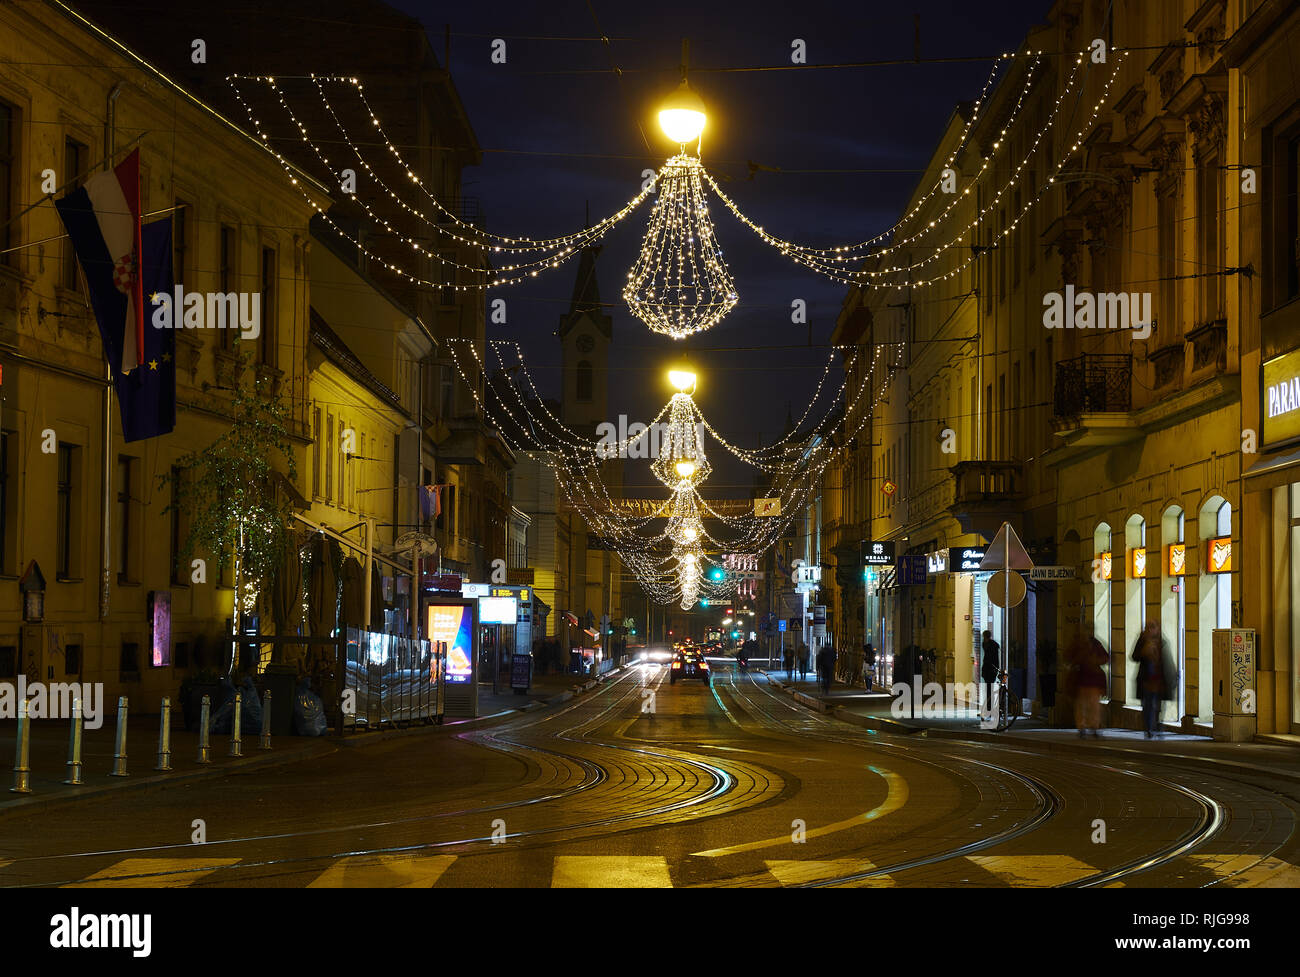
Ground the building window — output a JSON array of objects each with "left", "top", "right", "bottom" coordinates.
[
  {"left": 120, "top": 641, "right": 140, "bottom": 680},
  {"left": 1198, "top": 156, "right": 1223, "bottom": 323},
  {"left": 0, "top": 430, "right": 10, "bottom": 575},
  {"left": 116, "top": 455, "right": 138, "bottom": 583},
  {"left": 56, "top": 443, "right": 79, "bottom": 579},
  {"left": 0, "top": 645, "right": 15, "bottom": 678},
  {"left": 63, "top": 138, "right": 88, "bottom": 288},
  {"left": 219, "top": 224, "right": 237, "bottom": 350},
  {"left": 170, "top": 465, "right": 186, "bottom": 586},
  {"left": 312, "top": 407, "right": 322, "bottom": 498},
  {"left": 0, "top": 101, "right": 15, "bottom": 259},
  {"left": 65, "top": 643, "right": 81, "bottom": 675},
  {"left": 325, "top": 414, "right": 334, "bottom": 501},
  {"left": 174, "top": 199, "right": 190, "bottom": 292},
  {"left": 1286, "top": 131, "right": 1300, "bottom": 305},
  {"left": 437, "top": 252, "right": 455, "bottom": 305},
  {"left": 260, "top": 245, "right": 276, "bottom": 365},
  {"left": 576, "top": 360, "right": 593, "bottom": 402},
  {"left": 175, "top": 640, "right": 189, "bottom": 669}
]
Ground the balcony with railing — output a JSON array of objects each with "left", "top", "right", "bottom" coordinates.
[
  {"left": 948, "top": 461, "right": 1025, "bottom": 537},
  {"left": 1050, "top": 353, "right": 1141, "bottom": 451}
]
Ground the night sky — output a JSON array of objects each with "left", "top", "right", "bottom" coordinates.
[{"left": 392, "top": 0, "right": 1052, "bottom": 492}]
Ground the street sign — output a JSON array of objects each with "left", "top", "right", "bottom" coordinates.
[
  {"left": 897, "top": 554, "right": 928, "bottom": 585},
  {"left": 980, "top": 523, "right": 1034, "bottom": 572},
  {"left": 778, "top": 619, "right": 787, "bottom": 632},
  {"left": 988, "top": 570, "right": 1027, "bottom": 608},
  {"left": 1029, "top": 565, "right": 1074, "bottom": 581}
]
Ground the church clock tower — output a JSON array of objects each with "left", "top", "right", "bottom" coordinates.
[{"left": 558, "top": 244, "right": 611, "bottom": 435}]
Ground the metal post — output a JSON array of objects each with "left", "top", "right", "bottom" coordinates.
[
  {"left": 9, "top": 696, "right": 32, "bottom": 793},
  {"left": 259, "top": 688, "right": 272, "bottom": 750},
  {"left": 197, "top": 695, "right": 211, "bottom": 763},
  {"left": 1001, "top": 531, "right": 1010, "bottom": 732},
  {"left": 109, "top": 696, "right": 129, "bottom": 776},
  {"left": 229, "top": 691, "right": 243, "bottom": 757},
  {"left": 64, "top": 696, "right": 84, "bottom": 785},
  {"left": 155, "top": 696, "right": 172, "bottom": 771}
]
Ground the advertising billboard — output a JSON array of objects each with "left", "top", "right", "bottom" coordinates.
[
  {"left": 479, "top": 596, "right": 518, "bottom": 624},
  {"left": 428, "top": 603, "right": 475, "bottom": 684}
]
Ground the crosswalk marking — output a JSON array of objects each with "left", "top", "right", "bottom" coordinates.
[
  {"left": 551, "top": 856, "right": 672, "bottom": 888},
  {"left": 308, "top": 854, "right": 457, "bottom": 888},
  {"left": 765, "top": 858, "right": 895, "bottom": 887},
  {"left": 1187, "top": 854, "right": 1300, "bottom": 887},
  {"left": 68, "top": 857, "right": 240, "bottom": 888},
  {"left": 966, "top": 855, "right": 1097, "bottom": 886}
]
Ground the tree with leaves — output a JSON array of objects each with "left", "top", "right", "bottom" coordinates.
[{"left": 163, "top": 354, "right": 299, "bottom": 674}]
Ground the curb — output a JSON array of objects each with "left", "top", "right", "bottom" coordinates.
[
  {"left": 0, "top": 739, "right": 333, "bottom": 822},
  {"left": 775, "top": 687, "right": 1300, "bottom": 782}
]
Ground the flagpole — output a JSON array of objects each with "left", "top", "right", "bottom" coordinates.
[{"left": 100, "top": 359, "right": 112, "bottom": 620}]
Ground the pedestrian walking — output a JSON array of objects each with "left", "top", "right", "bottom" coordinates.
[
  {"left": 1065, "top": 628, "right": 1108, "bottom": 737},
  {"left": 980, "top": 630, "right": 1000, "bottom": 716},
  {"left": 816, "top": 643, "right": 837, "bottom": 695},
  {"left": 784, "top": 644, "right": 796, "bottom": 681},
  {"left": 797, "top": 640, "right": 810, "bottom": 681},
  {"left": 1131, "top": 622, "right": 1175, "bottom": 738},
  {"left": 863, "top": 642, "right": 876, "bottom": 691}
]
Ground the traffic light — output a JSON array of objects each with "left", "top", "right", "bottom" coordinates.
[
  {"left": 701, "top": 598, "right": 709, "bottom": 607},
  {"left": 726, "top": 608, "right": 733, "bottom": 616},
  {"left": 709, "top": 567, "right": 725, "bottom": 582}
]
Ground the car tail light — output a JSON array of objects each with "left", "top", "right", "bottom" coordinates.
[
  {"left": 699, "top": 662, "right": 709, "bottom": 670},
  {"left": 671, "top": 661, "right": 681, "bottom": 669}
]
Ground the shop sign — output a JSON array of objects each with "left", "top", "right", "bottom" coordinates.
[
  {"left": 1099, "top": 552, "right": 1112, "bottom": 581},
  {"left": 861, "top": 540, "right": 896, "bottom": 566},
  {"left": 927, "top": 550, "right": 949, "bottom": 574},
  {"left": 1206, "top": 536, "right": 1232, "bottom": 574},
  {"left": 1130, "top": 548, "right": 1147, "bottom": 579},
  {"left": 1263, "top": 348, "right": 1300, "bottom": 449},
  {"left": 948, "top": 547, "right": 988, "bottom": 572},
  {"left": 1167, "top": 543, "right": 1187, "bottom": 576}
]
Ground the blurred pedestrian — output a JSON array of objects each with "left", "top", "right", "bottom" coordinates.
[
  {"left": 981, "top": 630, "right": 1000, "bottom": 716},
  {"left": 797, "top": 640, "right": 810, "bottom": 681},
  {"left": 1131, "top": 621, "right": 1174, "bottom": 738},
  {"left": 784, "top": 644, "right": 796, "bottom": 681},
  {"left": 1065, "top": 629, "right": 1108, "bottom": 737},
  {"left": 863, "top": 642, "right": 876, "bottom": 691},
  {"left": 816, "top": 643, "right": 837, "bottom": 695}
]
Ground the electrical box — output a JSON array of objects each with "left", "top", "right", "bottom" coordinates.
[{"left": 1212, "top": 628, "right": 1256, "bottom": 742}]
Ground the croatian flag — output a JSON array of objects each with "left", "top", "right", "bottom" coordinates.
[{"left": 54, "top": 148, "right": 145, "bottom": 373}]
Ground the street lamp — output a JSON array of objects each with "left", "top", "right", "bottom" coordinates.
[
  {"left": 658, "top": 80, "right": 707, "bottom": 146},
  {"left": 668, "top": 368, "right": 697, "bottom": 394}
]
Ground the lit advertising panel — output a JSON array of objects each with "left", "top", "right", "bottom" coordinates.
[
  {"left": 1131, "top": 548, "right": 1147, "bottom": 579},
  {"left": 1207, "top": 536, "right": 1232, "bottom": 573},
  {"left": 150, "top": 590, "right": 171, "bottom": 667},
  {"left": 429, "top": 603, "right": 475, "bottom": 684},
  {"left": 479, "top": 596, "right": 518, "bottom": 624},
  {"left": 1167, "top": 543, "right": 1186, "bottom": 576},
  {"left": 1263, "top": 348, "right": 1300, "bottom": 449}
]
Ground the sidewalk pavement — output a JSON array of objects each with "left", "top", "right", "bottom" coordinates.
[
  {"left": 0, "top": 665, "right": 624, "bottom": 820},
  {"left": 762, "top": 670, "right": 1300, "bottom": 779}
]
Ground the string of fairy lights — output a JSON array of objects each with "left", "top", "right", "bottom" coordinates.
[
  {"left": 221, "top": 42, "right": 1117, "bottom": 604},
  {"left": 228, "top": 43, "right": 1126, "bottom": 337},
  {"left": 441, "top": 336, "right": 903, "bottom": 607}
]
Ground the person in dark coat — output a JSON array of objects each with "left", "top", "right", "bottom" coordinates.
[
  {"left": 816, "top": 643, "right": 837, "bottom": 695},
  {"left": 797, "top": 640, "right": 810, "bottom": 681},
  {"left": 1131, "top": 622, "right": 1176, "bottom": 738},
  {"left": 784, "top": 643, "right": 796, "bottom": 681},
  {"left": 981, "top": 631, "right": 1001, "bottom": 715},
  {"left": 1065, "top": 629, "right": 1109, "bottom": 737},
  {"left": 863, "top": 642, "right": 877, "bottom": 691}
]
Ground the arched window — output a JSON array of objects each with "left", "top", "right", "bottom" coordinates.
[
  {"left": 1196, "top": 497, "right": 1232, "bottom": 722},
  {"left": 1161, "top": 504, "right": 1186, "bottom": 723},
  {"left": 576, "top": 360, "right": 593, "bottom": 402},
  {"left": 1093, "top": 522, "right": 1112, "bottom": 698},
  {"left": 1124, "top": 514, "right": 1146, "bottom": 706}
]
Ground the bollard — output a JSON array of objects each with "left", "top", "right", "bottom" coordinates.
[
  {"left": 196, "top": 695, "right": 211, "bottom": 764},
  {"left": 228, "top": 691, "right": 243, "bottom": 757},
  {"left": 258, "top": 688, "right": 272, "bottom": 750},
  {"left": 155, "top": 696, "right": 173, "bottom": 771},
  {"left": 9, "top": 696, "right": 32, "bottom": 793},
  {"left": 109, "top": 696, "right": 129, "bottom": 777},
  {"left": 64, "top": 696, "right": 84, "bottom": 785}
]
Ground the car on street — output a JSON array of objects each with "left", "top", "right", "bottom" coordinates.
[{"left": 669, "top": 648, "right": 711, "bottom": 684}]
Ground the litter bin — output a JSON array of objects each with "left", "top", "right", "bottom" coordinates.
[{"left": 262, "top": 663, "right": 297, "bottom": 736}]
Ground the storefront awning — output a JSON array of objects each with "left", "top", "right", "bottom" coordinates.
[{"left": 1243, "top": 446, "right": 1300, "bottom": 493}]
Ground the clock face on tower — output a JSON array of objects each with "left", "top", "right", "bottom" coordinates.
[{"left": 576, "top": 333, "right": 594, "bottom": 353}]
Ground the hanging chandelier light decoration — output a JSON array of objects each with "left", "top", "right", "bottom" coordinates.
[{"left": 624, "top": 154, "right": 738, "bottom": 339}]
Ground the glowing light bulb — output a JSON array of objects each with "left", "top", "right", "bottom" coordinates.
[
  {"left": 668, "top": 369, "right": 697, "bottom": 392},
  {"left": 658, "top": 80, "right": 707, "bottom": 144}
]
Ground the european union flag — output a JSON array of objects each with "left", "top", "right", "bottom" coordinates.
[{"left": 114, "top": 219, "right": 176, "bottom": 441}]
